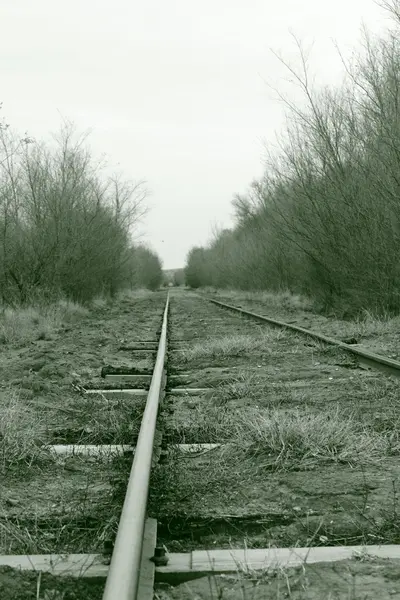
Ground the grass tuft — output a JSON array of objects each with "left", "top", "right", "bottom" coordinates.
[
  {"left": 179, "top": 332, "right": 286, "bottom": 363},
  {"left": 351, "top": 310, "right": 400, "bottom": 339},
  {"left": 239, "top": 408, "right": 388, "bottom": 468},
  {"left": 91, "top": 294, "right": 109, "bottom": 309},
  {"left": 55, "top": 299, "right": 90, "bottom": 322},
  {"left": 169, "top": 399, "right": 391, "bottom": 468},
  {"left": 169, "top": 403, "right": 243, "bottom": 443},
  {"left": 0, "top": 307, "right": 45, "bottom": 343},
  {"left": 0, "top": 300, "right": 90, "bottom": 344},
  {"left": 215, "top": 370, "right": 294, "bottom": 407},
  {"left": 0, "top": 389, "right": 49, "bottom": 474}
]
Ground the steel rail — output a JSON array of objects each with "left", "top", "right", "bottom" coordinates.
[
  {"left": 207, "top": 297, "right": 400, "bottom": 377},
  {"left": 102, "top": 294, "right": 169, "bottom": 600}
]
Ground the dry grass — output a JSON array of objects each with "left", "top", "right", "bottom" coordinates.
[
  {"left": 168, "top": 399, "right": 392, "bottom": 468},
  {"left": 0, "top": 300, "right": 89, "bottom": 344},
  {"left": 155, "top": 555, "right": 400, "bottom": 599},
  {"left": 204, "top": 287, "right": 400, "bottom": 344},
  {"left": 0, "top": 389, "right": 50, "bottom": 474},
  {"left": 238, "top": 408, "right": 389, "bottom": 468},
  {"left": 214, "top": 372, "right": 300, "bottom": 409},
  {"left": 0, "top": 390, "right": 140, "bottom": 555},
  {"left": 203, "top": 288, "right": 313, "bottom": 313},
  {"left": 169, "top": 403, "right": 242, "bottom": 443},
  {"left": 55, "top": 300, "right": 89, "bottom": 322},
  {"left": 350, "top": 310, "right": 400, "bottom": 339},
  {"left": 179, "top": 332, "right": 286, "bottom": 363},
  {"left": 0, "top": 456, "right": 124, "bottom": 555},
  {"left": 0, "top": 388, "right": 144, "bottom": 470},
  {"left": 198, "top": 288, "right": 400, "bottom": 355},
  {"left": 63, "top": 392, "right": 145, "bottom": 445},
  {"left": 91, "top": 294, "right": 109, "bottom": 309},
  {"left": 117, "top": 288, "right": 154, "bottom": 301},
  {"left": 215, "top": 370, "right": 270, "bottom": 404}
]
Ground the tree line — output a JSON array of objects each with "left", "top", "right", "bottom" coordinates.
[
  {"left": 185, "top": 1, "right": 400, "bottom": 316},
  {"left": 0, "top": 119, "right": 162, "bottom": 305}
]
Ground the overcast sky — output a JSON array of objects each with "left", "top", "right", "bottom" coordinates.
[{"left": 0, "top": 0, "right": 391, "bottom": 268}]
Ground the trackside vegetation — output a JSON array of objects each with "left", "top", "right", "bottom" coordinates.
[
  {"left": 0, "top": 118, "right": 162, "bottom": 305},
  {"left": 185, "top": 1, "right": 400, "bottom": 317}
]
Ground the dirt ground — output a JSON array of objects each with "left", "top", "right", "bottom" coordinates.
[
  {"left": 0, "top": 293, "right": 163, "bottom": 399},
  {"left": 3, "top": 289, "right": 400, "bottom": 599},
  {"left": 0, "top": 290, "right": 167, "bottom": 599},
  {"left": 3, "top": 557, "right": 400, "bottom": 600},
  {"left": 155, "top": 557, "right": 400, "bottom": 599},
  {"left": 150, "top": 291, "right": 400, "bottom": 555},
  {"left": 152, "top": 287, "right": 400, "bottom": 600},
  {"left": 0, "top": 567, "right": 104, "bottom": 600}
]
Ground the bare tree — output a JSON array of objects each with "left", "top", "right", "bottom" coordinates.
[
  {"left": 0, "top": 119, "right": 159, "bottom": 304},
  {"left": 184, "top": 5, "right": 400, "bottom": 315}
]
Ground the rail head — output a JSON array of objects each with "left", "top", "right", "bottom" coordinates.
[
  {"left": 206, "top": 297, "right": 400, "bottom": 376},
  {"left": 102, "top": 294, "right": 169, "bottom": 600}
]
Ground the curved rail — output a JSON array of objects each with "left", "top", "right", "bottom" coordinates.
[
  {"left": 207, "top": 297, "right": 400, "bottom": 377},
  {"left": 102, "top": 294, "right": 169, "bottom": 600}
]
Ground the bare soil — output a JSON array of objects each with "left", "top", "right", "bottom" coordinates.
[
  {"left": 0, "top": 295, "right": 162, "bottom": 398},
  {"left": 0, "top": 567, "right": 104, "bottom": 600},
  {"left": 155, "top": 557, "right": 400, "bottom": 599}
]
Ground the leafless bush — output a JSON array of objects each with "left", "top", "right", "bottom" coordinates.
[{"left": 0, "top": 119, "right": 162, "bottom": 305}]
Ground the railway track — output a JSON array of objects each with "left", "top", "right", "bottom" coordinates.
[
  {"left": 2, "top": 290, "right": 400, "bottom": 599},
  {"left": 206, "top": 297, "right": 400, "bottom": 377}
]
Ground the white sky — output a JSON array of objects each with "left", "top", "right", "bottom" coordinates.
[{"left": 0, "top": 0, "right": 392, "bottom": 268}]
